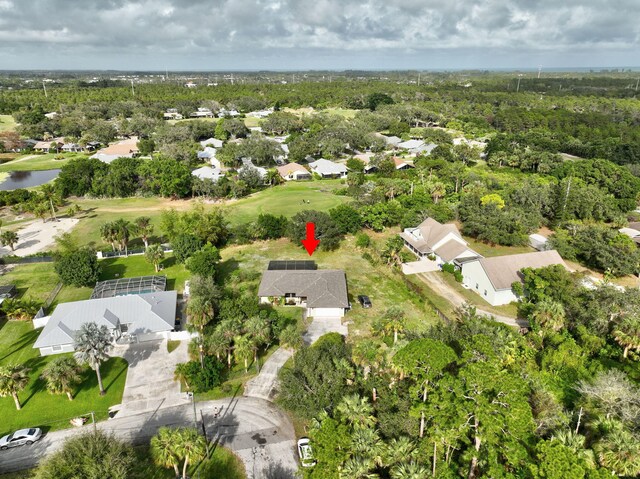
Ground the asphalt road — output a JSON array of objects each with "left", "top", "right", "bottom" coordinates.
[{"left": 0, "top": 396, "right": 298, "bottom": 478}]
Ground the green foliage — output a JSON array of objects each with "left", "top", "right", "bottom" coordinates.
[
  {"left": 185, "top": 243, "right": 221, "bottom": 277},
  {"left": 174, "top": 356, "right": 224, "bottom": 393},
  {"left": 329, "top": 203, "right": 363, "bottom": 234},
  {"left": 55, "top": 156, "right": 108, "bottom": 197},
  {"left": 366, "top": 92, "right": 394, "bottom": 111},
  {"left": 54, "top": 247, "right": 101, "bottom": 287},
  {"left": 34, "top": 431, "right": 136, "bottom": 479},
  {"left": 288, "top": 210, "right": 343, "bottom": 251},
  {"left": 255, "top": 213, "right": 289, "bottom": 239},
  {"left": 138, "top": 157, "right": 193, "bottom": 197},
  {"left": 279, "top": 333, "right": 353, "bottom": 417},
  {"left": 530, "top": 440, "right": 590, "bottom": 479},
  {"left": 355, "top": 232, "right": 371, "bottom": 248},
  {"left": 171, "top": 234, "right": 204, "bottom": 264}
]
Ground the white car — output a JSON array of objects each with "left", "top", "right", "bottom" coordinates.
[
  {"left": 0, "top": 428, "right": 42, "bottom": 450},
  {"left": 297, "top": 437, "right": 316, "bottom": 467}
]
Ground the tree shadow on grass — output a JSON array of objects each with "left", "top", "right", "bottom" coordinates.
[
  {"left": 0, "top": 327, "right": 41, "bottom": 362},
  {"left": 20, "top": 355, "right": 48, "bottom": 407},
  {"left": 216, "top": 258, "right": 240, "bottom": 284},
  {"left": 98, "top": 258, "right": 126, "bottom": 281},
  {"left": 75, "top": 357, "right": 127, "bottom": 395}
]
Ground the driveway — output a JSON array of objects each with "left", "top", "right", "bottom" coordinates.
[
  {"left": 402, "top": 259, "right": 439, "bottom": 274},
  {"left": 0, "top": 397, "right": 298, "bottom": 478},
  {"left": 244, "top": 348, "right": 293, "bottom": 401},
  {"left": 113, "top": 339, "right": 190, "bottom": 417},
  {"left": 302, "top": 315, "right": 348, "bottom": 344},
  {"left": 418, "top": 272, "right": 529, "bottom": 328}
]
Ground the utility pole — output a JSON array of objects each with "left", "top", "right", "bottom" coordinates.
[
  {"left": 635, "top": 77, "right": 639, "bottom": 92},
  {"left": 537, "top": 65, "right": 542, "bottom": 79},
  {"left": 130, "top": 79, "right": 135, "bottom": 96},
  {"left": 42, "top": 80, "right": 48, "bottom": 98},
  {"left": 189, "top": 392, "right": 198, "bottom": 429},
  {"left": 418, "top": 72, "right": 421, "bottom": 86},
  {"left": 575, "top": 407, "right": 583, "bottom": 434},
  {"left": 516, "top": 74, "right": 523, "bottom": 92}
]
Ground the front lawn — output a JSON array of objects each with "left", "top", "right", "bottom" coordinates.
[
  {"left": 0, "top": 115, "right": 16, "bottom": 133},
  {"left": 0, "top": 319, "right": 128, "bottom": 437}
]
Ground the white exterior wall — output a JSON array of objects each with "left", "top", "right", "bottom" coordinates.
[
  {"left": 137, "top": 331, "right": 170, "bottom": 342},
  {"left": 307, "top": 307, "right": 345, "bottom": 318},
  {"left": 39, "top": 344, "right": 74, "bottom": 356},
  {"left": 461, "top": 261, "right": 505, "bottom": 306}
]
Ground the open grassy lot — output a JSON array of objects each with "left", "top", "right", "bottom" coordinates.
[
  {"left": 0, "top": 115, "right": 17, "bottom": 132},
  {"left": 0, "top": 318, "right": 127, "bottom": 437},
  {"left": 0, "top": 153, "right": 87, "bottom": 173},
  {"left": 464, "top": 236, "right": 536, "bottom": 257},
  {"left": 219, "top": 234, "right": 440, "bottom": 338},
  {"left": 70, "top": 180, "right": 348, "bottom": 248}
]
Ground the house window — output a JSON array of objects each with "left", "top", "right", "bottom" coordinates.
[
  {"left": 484, "top": 290, "right": 487, "bottom": 296},
  {"left": 120, "top": 323, "right": 131, "bottom": 333},
  {"left": 52, "top": 345, "right": 62, "bottom": 352},
  {"left": 475, "top": 283, "right": 479, "bottom": 290}
]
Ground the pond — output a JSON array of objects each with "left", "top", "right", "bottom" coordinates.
[{"left": 0, "top": 169, "right": 61, "bottom": 191}]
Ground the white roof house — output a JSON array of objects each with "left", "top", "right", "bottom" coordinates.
[
  {"left": 309, "top": 159, "right": 348, "bottom": 178},
  {"left": 239, "top": 159, "right": 268, "bottom": 179},
  {"left": 529, "top": 234, "right": 549, "bottom": 251},
  {"left": 410, "top": 143, "right": 438, "bottom": 156},
  {"left": 400, "top": 218, "right": 480, "bottom": 266},
  {"left": 197, "top": 147, "right": 217, "bottom": 160},
  {"left": 378, "top": 134, "right": 402, "bottom": 147},
  {"left": 398, "top": 139, "right": 424, "bottom": 150},
  {"left": 33, "top": 291, "right": 177, "bottom": 356},
  {"left": 461, "top": 250, "right": 568, "bottom": 306},
  {"left": 200, "top": 138, "right": 223, "bottom": 148},
  {"left": 192, "top": 166, "right": 224, "bottom": 182}
]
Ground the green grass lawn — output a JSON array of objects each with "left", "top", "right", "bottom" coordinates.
[
  {"left": 0, "top": 153, "right": 87, "bottom": 173},
  {"left": 438, "top": 271, "right": 519, "bottom": 317},
  {"left": 243, "top": 116, "right": 262, "bottom": 128},
  {"left": 69, "top": 180, "right": 348, "bottom": 248},
  {"left": 0, "top": 319, "right": 127, "bottom": 438},
  {"left": 0, "top": 115, "right": 16, "bottom": 132},
  {"left": 99, "top": 254, "right": 190, "bottom": 293},
  {"left": 465, "top": 236, "right": 536, "bottom": 258},
  {"left": 219, "top": 233, "right": 439, "bottom": 338}
]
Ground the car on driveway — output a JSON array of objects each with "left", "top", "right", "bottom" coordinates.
[
  {"left": 297, "top": 437, "right": 316, "bottom": 467},
  {"left": 357, "top": 295, "right": 372, "bottom": 308},
  {"left": 0, "top": 428, "right": 42, "bottom": 450}
]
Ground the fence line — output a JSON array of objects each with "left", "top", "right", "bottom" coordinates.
[
  {"left": 0, "top": 255, "right": 53, "bottom": 265},
  {"left": 43, "top": 281, "right": 63, "bottom": 311},
  {"left": 97, "top": 245, "right": 172, "bottom": 259}
]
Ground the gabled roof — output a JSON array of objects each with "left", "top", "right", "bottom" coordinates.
[
  {"left": 474, "top": 250, "right": 567, "bottom": 291},
  {"left": 378, "top": 134, "right": 402, "bottom": 146},
  {"left": 276, "top": 162, "right": 309, "bottom": 176},
  {"left": 309, "top": 158, "right": 348, "bottom": 175},
  {"left": 200, "top": 138, "right": 223, "bottom": 148},
  {"left": 192, "top": 166, "right": 224, "bottom": 181},
  {"left": 258, "top": 270, "right": 349, "bottom": 308},
  {"left": 393, "top": 157, "right": 414, "bottom": 169},
  {"left": 95, "top": 137, "right": 139, "bottom": 156},
  {"left": 400, "top": 218, "right": 469, "bottom": 257},
  {"left": 34, "top": 291, "right": 177, "bottom": 348}
]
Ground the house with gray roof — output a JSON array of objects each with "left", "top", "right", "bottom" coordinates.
[
  {"left": 400, "top": 217, "right": 479, "bottom": 266},
  {"left": 309, "top": 158, "right": 348, "bottom": 178},
  {"left": 192, "top": 166, "right": 224, "bottom": 182},
  {"left": 33, "top": 291, "right": 178, "bottom": 356},
  {"left": 258, "top": 269, "right": 349, "bottom": 318},
  {"left": 460, "top": 250, "right": 568, "bottom": 306}
]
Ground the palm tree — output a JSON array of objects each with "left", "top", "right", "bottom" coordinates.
[
  {"left": 205, "top": 329, "right": 229, "bottom": 362},
  {"left": 150, "top": 427, "right": 181, "bottom": 477},
  {"left": 218, "top": 319, "right": 240, "bottom": 368},
  {"left": 40, "top": 356, "right": 83, "bottom": 401},
  {"left": 531, "top": 299, "right": 566, "bottom": 332},
  {"left": 174, "top": 428, "right": 207, "bottom": 479},
  {"left": 352, "top": 338, "right": 385, "bottom": 380},
  {"left": 552, "top": 430, "right": 596, "bottom": 468},
  {"left": 266, "top": 168, "right": 283, "bottom": 186},
  {"left": 233, "top": 334, "right": 253, "bottom": 373},
  {"left": 337, "top": 394, "right": 377, "bottom": 430},
  {"left": 594, "top": 427, "right": 640, "bottom": 476},
  {"left": 390, "top": 461, "right": 430, "bottom": 479},
  {"left": 32, "top": 202, "right": 48, "bottom": 223},
  {"left": 144, "top": 244, "right": 165, "bottom": 272},
  {"left": 426, "top": 180, "right": 446, "bottom": 204},
  {"left": 351, "top": 427, "right": 382, "bottom": 456},
  {"left": 0, "top": 364, "right": 31, "bottom": 410},
  {"left": 112, "top": 218, "right": 131, "bottom": 253},
  {"left": 0, "top": 230, "right": 19, "bottom": 251},
  {"left": 385, "top": 437, "right": 418, "bottom": 467},
  {"left": 100, "top": 222, "right": 118, "bottom": 251},
  {"left": 133, "top": 216, "right": 154, "bottom": 249},
  {"left": 245, "top": 316, "right": 271, "bottom": 369},
  {"left": 187, "top": 297, "right": 214, "bottom": 367},
  {"left": 40, "top": 183, "right": 59, "bottom": 222},
  {"left": 381, "top": 307, "right": 406, "bottom": 344},
  {"left": 613, "top": 316, "right": 640, "bottom": 359},
  {"left": 339, "top": 456, "right": 378, "bottom": 479},
  {"left": 1, "top": 298, "right": 41, "bottom": 321},
  {"left": 73, "top": 322, "right": 112, "bottom": 396}
]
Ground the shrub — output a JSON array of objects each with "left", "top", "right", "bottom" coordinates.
[
  {"left": 54, "top": 248, "right": 101, "bottom": 287},
  {"left": 175, "top": 356, "right": 225, "bottom": 393},
  {"left": 441, "top": 263, "right": 456, "bottom": 274},
  {"left": 355, "top": 232, "right": 371, "bottom": 248}
]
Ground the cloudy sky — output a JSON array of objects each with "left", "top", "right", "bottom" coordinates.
[{"left": 1, "top": 0, "right": 639, "bottom": 70}]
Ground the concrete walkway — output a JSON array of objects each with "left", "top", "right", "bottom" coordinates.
[
  {"left": 418, "top": 272, "right": 529, "bottom": 328},
  {"left": 0, "top": 397, "right": 298, "bottom": 478},
  {"left": 243, "top": 348, "right": 293, "bottom": 401},
  {"left": 302, "top": 315, "right": 348, "bottom": 344},
  {"left": 113, "top": 339, "right": 190, "bottom": 417}
]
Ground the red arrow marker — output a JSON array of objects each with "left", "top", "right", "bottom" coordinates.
[{"left": 301, "top": 222, "right": 320, "bottom": 256}]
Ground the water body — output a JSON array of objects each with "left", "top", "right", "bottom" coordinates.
[{"left": 0, "top": 169, "right": 61, "bottom": 191}]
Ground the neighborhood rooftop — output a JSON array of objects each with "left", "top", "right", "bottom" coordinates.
[
  {"left": 258, "top": 270, "right": 349, "bottom": 308},
  {"left": 477, "top": 250, "right": 568, "bottom": 291},
  {"left": 91, "top": 275, "right": 166, "bottom": 299}
]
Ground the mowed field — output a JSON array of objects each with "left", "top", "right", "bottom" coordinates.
[
  {"left": 0, "top": 153, "right": 86, "bottom": 173},
  {"left": 0, "top": 115, "right": 17, "bottom": 132},
  {"left": 69, "top": 180, "right": 349, "bottom": 248}
]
